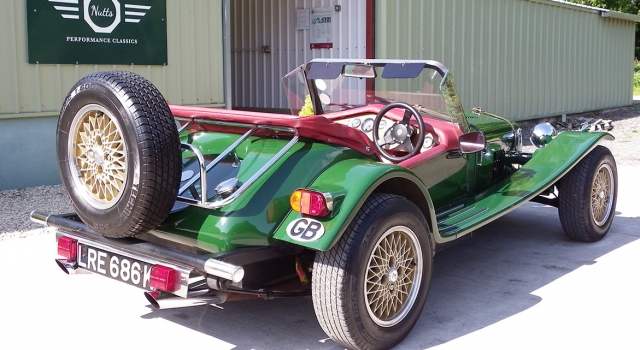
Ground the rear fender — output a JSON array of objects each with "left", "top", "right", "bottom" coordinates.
[{"left": 271, "top": 159, "right": 436, "bottom": 251}]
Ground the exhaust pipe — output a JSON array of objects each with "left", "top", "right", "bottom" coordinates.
[
  {"left": 55, "top": 258, "right": 89, "bottom": 275},
  {"left": 144, "top": 290, "right": 228, "bottom": 310}
]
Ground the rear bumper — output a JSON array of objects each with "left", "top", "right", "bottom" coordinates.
[{"left": 31, "top": 210, "right": 244, "bottom": 298}]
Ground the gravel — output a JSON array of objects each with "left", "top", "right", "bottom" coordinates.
[
  {"left": 0, "top": 185, "right": 72, "bottom": 241},
  {"left": 580, "top": 105, "right": 640, "bottom": 166},
  {"left": 1, "top": 105, "right": 639, "bottom": 240},
  {"left": 519, "top": 104, "right": 640, "bottom": 166}
]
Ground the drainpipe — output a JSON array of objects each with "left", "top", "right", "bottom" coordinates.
[{"left": 223, "top": 0, "right": 232, "bottom": 109}]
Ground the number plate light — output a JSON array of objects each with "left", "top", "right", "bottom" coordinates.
[
  {"left": 57, "top": 236, "right": 78, "bottom": 262},
  {"left": 290, "top": 189, "right": 332, "bottom": 217},
  {"left": 150, "top": 265, "right": 179, "bottom": 293}
]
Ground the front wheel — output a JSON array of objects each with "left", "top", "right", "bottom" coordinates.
[
  {"left": 558, "top": 145, "right": 618, "bottom": 242},
  {"left": 312, "top": 194, "right": 433, "bottom": 350}
]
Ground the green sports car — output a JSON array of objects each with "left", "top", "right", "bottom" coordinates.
[{"left": 32, "top": 59, "right": 617, "bottom": 350}]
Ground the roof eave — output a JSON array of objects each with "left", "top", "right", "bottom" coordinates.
[
  {"left": 527, "top": 0, "right": 640, "bottom": 23},
  {"left": 607, "top": 11, "right": 640, "bottom": 22}
]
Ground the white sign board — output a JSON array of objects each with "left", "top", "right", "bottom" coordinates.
[
  {"left": 310, "top": 7, "right": 333, "bottom": 49},
  {"left": 296, "top": 8, "right": 310, "bottom": 30}
]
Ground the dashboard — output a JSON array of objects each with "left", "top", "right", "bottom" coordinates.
[{"left": 334, "top": 114, "right": 437, "bottom": 151}]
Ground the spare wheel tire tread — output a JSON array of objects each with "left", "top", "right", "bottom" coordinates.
[{"left": 58, "top": 71, "right": 181, "bottom": 238}]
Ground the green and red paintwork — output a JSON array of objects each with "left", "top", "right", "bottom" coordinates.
[
  {"left": 43, "top": 59, "right": 618, "bottom": 350},
  {"left": 155, "top": 113, "right": 612, "bottom": 254}
]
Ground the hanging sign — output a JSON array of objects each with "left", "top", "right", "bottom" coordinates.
[
  {"left": 27, "top": 0, "right": 167, "bottom": 65},
  {"left": 310, "top": 7, "right": 333, "bottom": 49},
  {"left": 296, "top": 8, "right": 310, "bottom": 30}
]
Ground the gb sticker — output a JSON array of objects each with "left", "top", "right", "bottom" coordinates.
[{"left": 286, "top": 218, "right": 325, "bottom": 242}]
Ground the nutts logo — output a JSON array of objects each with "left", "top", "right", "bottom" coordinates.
[
  {"left": 49, "top": 0, "right": 151, "bottom": 34},
  {"left": 28, "top": 0, "right": 166, "bottom": 64}
]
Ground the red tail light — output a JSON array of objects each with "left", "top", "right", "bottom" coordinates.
[
  {"left": 290, "top": 189, "right": 332, "bottom": 217},
  {"left": 150, "top": 265, "right": 179, "bottom": 292},
  {"left": 57, "top": 236, "right": 78, "bottom": 262}
]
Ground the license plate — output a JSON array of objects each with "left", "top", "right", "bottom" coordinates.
[{"left": 78, "top": 243, "right": 154, "bottom": 290}]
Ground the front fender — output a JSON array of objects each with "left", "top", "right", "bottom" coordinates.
[
  {"left": 271, "top": 158, "right": 435, "bottom": 251},
  {"left": 437, "top": 131, "right": 615, "bottom": 240},
  {"left": 529, "top": 131, "right": 614, "bottom": 178}
]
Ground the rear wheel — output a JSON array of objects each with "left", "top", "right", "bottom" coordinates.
[
  {"left": 312, "top": 194, "right": 433, "bottom": 350},
  {"left": 558, "top": 145, "right": 617, "bottom": 242},
  {"left": 57, "top": 71, "right": 181, "bottom": 238}
]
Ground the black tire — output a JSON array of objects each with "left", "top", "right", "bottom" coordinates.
[
  {"left": 558, "top": 145, "right": 617, "bottom": 242},
  {"left": 312, "top": 193, "right": 433, "bottom": 350},
  {"left": 57, "top": 71, "right": 181, "bottom": 238}
]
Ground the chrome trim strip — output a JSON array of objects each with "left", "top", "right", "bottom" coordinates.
[
  {"left": 435, "top": 204, "right": 464, "bottom": 219},
  {"left": 437, "top": 205, "right": 477, "bottom": 224},
  {"left": 439, "top": 208, "right": 490, "bottom": 234},
  {"left": 323, "top": 192, "right": 334, "bottom": 212}
]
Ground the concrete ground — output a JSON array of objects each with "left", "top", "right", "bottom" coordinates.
[{"left": 1, "top": 166, "right": 638, "bottom": 350}]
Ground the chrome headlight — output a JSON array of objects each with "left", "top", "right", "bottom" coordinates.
[
  {"left": 530, "top": 123, "right": 557, "bottom": 148},
  {"left": 502, "top": 128, "right": 523, "bottom": 152}
]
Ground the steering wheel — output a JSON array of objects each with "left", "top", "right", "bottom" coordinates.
[{"left": 373, "top": 102, "right": 425, "bottom": 162}]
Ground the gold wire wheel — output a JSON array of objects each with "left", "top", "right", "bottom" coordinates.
[
  {"left": 364, "top": 226, "right": 423, "bottom": 327},
  {"left": 69, "top": 104, "right": 127, "bottom": 209},
  {"left": 591, "top": 163, "right": 614, "bottom": 226}
]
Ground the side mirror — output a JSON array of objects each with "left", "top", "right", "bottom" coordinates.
[{"left": 459, "top": 131, "right": 486, "bottom": 154}]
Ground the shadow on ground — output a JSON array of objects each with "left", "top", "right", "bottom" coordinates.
[{"left": 141, "top": 202, "right": 639, "bottom": 350}]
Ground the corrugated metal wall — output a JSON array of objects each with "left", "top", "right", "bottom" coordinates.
[
  {"left": 376, "top": 0, "right": 636, "bottom": 121},
  {"left": 0, "top": 0, "right": 227, "bottom": 190},
  {"left": 230, "top": 0, "right": 367, "bottom": 110},
  {"left": 0, "top": 0, "right": 225, "bottom": 121}
]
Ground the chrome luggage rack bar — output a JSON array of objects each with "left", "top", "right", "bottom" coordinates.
[{"left": 174, "top": 117, "right": 299, "bottom": 210}]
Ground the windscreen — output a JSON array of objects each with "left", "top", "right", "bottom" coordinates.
[{"left": 312, "top": 64, "right": 452, "bottom": 122}]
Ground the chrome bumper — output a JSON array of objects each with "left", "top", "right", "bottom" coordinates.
[{"left": 31, "top": 210, "right": 244, "bottom": 298}]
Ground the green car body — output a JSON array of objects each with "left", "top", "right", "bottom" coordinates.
[
  {"left": 157, "top": 89, "right": 612, "bottom": 255},
  {"left": 43, "top": 59, "right": 617, "bottom": 350},
  {"left": 158, "top": 125, "right": 611, "bottom": 254}
]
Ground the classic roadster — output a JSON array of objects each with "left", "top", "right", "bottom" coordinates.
[{"left": 32, "top": 59, "right": 617, "bottom": 350}]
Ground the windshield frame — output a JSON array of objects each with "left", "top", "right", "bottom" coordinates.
[{"left": 283, "top": 59, "right": 468, "bottom": 132}]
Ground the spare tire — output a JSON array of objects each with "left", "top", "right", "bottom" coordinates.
[{"left": 57, "top": 71, "right": 181, "bottom": 238}]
